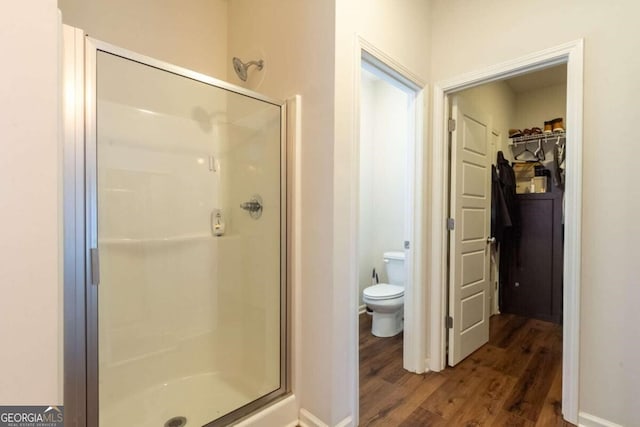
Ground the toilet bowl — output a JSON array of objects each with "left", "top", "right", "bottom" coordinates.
[
  {"left": 363, "top": 251, "right": 405, "bottom": 337},
  {"left": 363, "top": 284, "right": 404, "bottom": 337}
]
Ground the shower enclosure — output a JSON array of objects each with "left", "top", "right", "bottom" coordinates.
[{"left": 83, "top": 40, "right": 288, "bottom": 427}]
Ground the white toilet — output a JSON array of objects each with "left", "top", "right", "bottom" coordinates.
[{"left": 363, "top": 251, "right": 405, "bottom": 337}]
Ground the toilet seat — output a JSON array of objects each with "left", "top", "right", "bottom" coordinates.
[{"left": 363, "top": 284, "right": 404, "bottom": 300}]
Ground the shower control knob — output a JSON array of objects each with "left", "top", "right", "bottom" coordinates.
[
  {"left": 240, "top": 195, "right": 263, "bottom": 219},
  {"left": 240, "top": 201, "right": 261, "bottom": 211}
]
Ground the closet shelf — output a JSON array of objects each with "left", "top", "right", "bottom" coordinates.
[{"left": 510, "top": 131, "right": 565, "bottom": 145}]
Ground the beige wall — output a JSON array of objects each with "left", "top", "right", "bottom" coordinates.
[
  {"left": 227, "top": 0, "right": 337, "bottom": 422},
  {"left": 334, "top": 0, "right": 431, "bottom": 424},
  {"left": 231, "top": 1, "right": 432, "bottom": 423},
  {"left": 514, "top": 83, "right": 567, "bottom": 132},
  {"left": 57, "top": 0, "right": 228, "bottom": 79},
  {"left": 430, "top": 1, "right": 640, "bottom": 424},
  {"left": 0, "top": 0, "right": 61, "bottom": 405}
]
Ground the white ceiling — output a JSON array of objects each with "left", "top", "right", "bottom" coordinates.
[{"left": 505, "top": 64, "right": 567, "bottom": 93}]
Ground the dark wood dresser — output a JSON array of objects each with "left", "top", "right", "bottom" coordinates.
[{"left": 501, "top": 187, "right": 564, "bottom": 324}]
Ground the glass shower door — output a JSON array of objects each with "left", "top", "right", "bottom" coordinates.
[{"left": 91, "top": 47, "right": 286, "bottom": 427}]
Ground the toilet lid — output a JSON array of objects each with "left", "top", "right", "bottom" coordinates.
[{"left": 363, "top": 284, "right": 404, "bottom": 300}]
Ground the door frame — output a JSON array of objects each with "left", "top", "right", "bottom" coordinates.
[
  {"left": 428, "top": 39, "right": 584, "bottom": 424},
  {"left": 351, "top": 35, "right": 428, "bottom": 423}
]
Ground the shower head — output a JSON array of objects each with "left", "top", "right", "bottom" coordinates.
[{"left": 232, "top": 57, "right": 264, "bottom": 82}]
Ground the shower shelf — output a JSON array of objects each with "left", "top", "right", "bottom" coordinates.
[{"left": 100, "top": 234, "right": 235, "bottom": 245}]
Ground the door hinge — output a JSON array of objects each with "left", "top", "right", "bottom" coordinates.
[
  {"left": 447, "top": 218, "right": 455, "bottom": 230},
  {"left": 446, "top": 316, "right": 453, "bottom": 329},
  {"left": 90, "top": 247, "right": 100, "bottom": 286},
  {"left": 448, "top": 118, "right": 456, "bottom": 132}
]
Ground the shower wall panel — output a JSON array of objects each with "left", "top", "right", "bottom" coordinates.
[
  {"left": 94, "top": 50, "right": 283, "bottom": 427},
  {"left": 98, "top": 100, "right": 222, "bottom": 403}
]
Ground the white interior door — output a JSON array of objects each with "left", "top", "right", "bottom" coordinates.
[{"left": 447, "top": 95, "right": 492, "bottom": 366}]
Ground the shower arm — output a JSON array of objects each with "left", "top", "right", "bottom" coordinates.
[{"left": 245, "top": 59, "right": 264, "bottom": 70}]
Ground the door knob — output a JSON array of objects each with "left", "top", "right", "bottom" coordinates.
[{"left": 487, "top": 237, "right": 496, "bottom": 244}]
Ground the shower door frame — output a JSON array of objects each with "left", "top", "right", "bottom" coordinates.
[{"left": 64, "top": 32, "right": 290, "bottom": 427}]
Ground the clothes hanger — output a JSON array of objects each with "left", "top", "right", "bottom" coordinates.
[
  {"left": 534, "top": 138, "right": 545, "bottom": 161},
  {"left": 555, "top": 135, "right": 564, "bottom": 148},
  {"left": 514, "top": 141, "right": 537, "bottom": 162}
]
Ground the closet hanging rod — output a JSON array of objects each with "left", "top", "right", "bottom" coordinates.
[{"left": 510, "top": 132, "right": 565, "bottom": 145}]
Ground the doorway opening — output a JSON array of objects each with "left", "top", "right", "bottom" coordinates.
[
  {"left": 355, "top": 45, "right": 425, "bottom": 424},
  {"left": 445, "top": 65, "right": 568, "bottom": 423},
  {"left": 448, "top": 65, "right": 568, "bottom": 359},
  {"left": 430, "top": 40, "right": 583, "bottom": 424}
]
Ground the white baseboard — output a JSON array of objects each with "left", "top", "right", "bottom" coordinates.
[
  {"left": 234, "top": 395, "right": 298, "bottom": 426},
  {"left": 299, "top": 409, "right": 353, "bottom": 427},
  {"left": 578, "top": 412, "right": 623, "bottom": 427},
  {"left": 299, "top": 409, "right": 326, "bottom": 427},
  {"left": 358, "top": 304, "right": 366, "bottom": 315},
  {"left": 335, "top": 416, "right": 353, "bottom": 427}
]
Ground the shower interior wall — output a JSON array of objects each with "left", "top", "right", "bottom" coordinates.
[
  {"left": 54, "top": 0, "right": 283, "bottom": 422},
  {"left": 96, "top": 52, "right": 281, "bottom": 425},
  {"left": 358, "top": 71, "right": 408, "bottom": 305}
]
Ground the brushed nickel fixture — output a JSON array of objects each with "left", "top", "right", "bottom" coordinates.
[
  {"left": 232, "top": 57, "right": 264, "bottom": 81},
  {"left": 240, "top": 194, "right": 263, "bottom": 219}
]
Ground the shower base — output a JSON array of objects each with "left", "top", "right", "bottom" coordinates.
[{"left": 100, "top": 372, "right": 250, "bottom": 427}]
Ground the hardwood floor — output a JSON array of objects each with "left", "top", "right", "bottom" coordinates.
[{"left": 359, "top": 313, "right": 574, "bottom": 426}]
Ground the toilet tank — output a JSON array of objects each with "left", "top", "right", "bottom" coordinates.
[{"left": 383, "top": 251, "right": 405, "bottom": 286}]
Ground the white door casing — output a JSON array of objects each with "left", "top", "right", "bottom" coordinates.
[
  {"left": 352, "top": 37, "right": 428, "bottom": 426},
  {"left": 429, "top": 40, "right": 583, "bottom": 423},
  {"left": 447, "top": 96, "right": 492, "bottom": 366}
]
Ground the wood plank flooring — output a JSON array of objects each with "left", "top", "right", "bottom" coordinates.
[{"left": 359, "top": 313, "right": 574, "bottom": 426}]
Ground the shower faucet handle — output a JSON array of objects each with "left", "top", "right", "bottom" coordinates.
[
  {"left": 240, "top": 195, "right": 263, "bottom": 219},
  {"left": 240, "top": 201, "right": 261, "bottom": 211}
]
